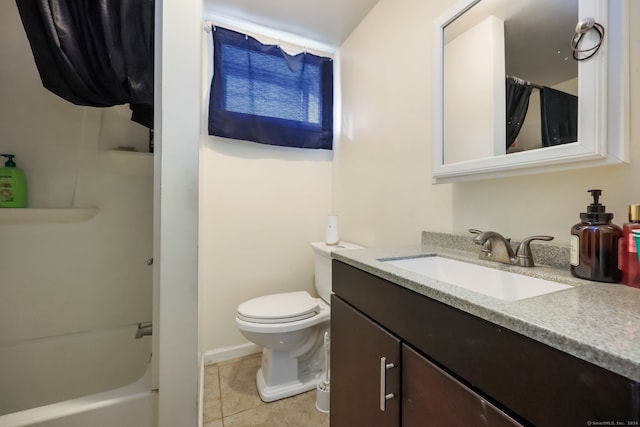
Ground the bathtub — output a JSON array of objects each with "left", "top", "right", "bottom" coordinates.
[{"left": 0, "top": 325, "right": 155, "bottom": 427}]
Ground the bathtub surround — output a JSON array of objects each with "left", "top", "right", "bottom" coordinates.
[
  {"left": 0, "top": 154, "right": 27, "bottom": 208},
  {"left": 0, "top": 0, "right": 153, "bottom": 420}
]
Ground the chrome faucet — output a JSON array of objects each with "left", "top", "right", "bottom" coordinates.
[
  {"left": 473, "top": 231, "right": 514, "bottom": 264},
  {"left": 469, "top": 229, "right": 498, "bottom": 257},
  {"left": 472, "top": 230, "right": 553, "bottom": 267}
]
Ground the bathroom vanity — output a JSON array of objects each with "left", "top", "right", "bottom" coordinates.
[{"left": 330, "top": 237, "right": 640, "bottom": 426}]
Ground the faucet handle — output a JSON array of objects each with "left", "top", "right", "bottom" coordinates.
[
  {"left": 515, "top": 235, "right": 554, "bottom": 267},
  {"left": 469, "top": 229, "right": 511, "bottom": 242},
  {"left": 469, "top": 229, "right": 512, "bottom": 250}
]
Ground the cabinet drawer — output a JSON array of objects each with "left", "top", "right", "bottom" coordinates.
[{"left": 403, "top": 344, "right": 521, "bottom": 427}]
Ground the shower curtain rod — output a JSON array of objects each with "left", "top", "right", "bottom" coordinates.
[{"left": 508, "top": 75, "right": 543, "bottom": 90}]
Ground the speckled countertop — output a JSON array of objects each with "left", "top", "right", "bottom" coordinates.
[{"left": 331, "top": 231, "right": 640, "bottom": 382}]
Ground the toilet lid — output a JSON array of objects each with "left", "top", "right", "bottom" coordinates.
[{"left": 237, "top": 291, "right": 320, "bottom": 324}]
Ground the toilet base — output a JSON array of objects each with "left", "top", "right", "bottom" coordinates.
[{"left": 256, "top": 367, "right": 319, "bottom": 402}]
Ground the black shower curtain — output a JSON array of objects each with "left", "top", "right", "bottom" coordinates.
[
  {"left": 505, "top": 77, "right": 533, "bottom": 150},
  {"left": 15, "top": 0, "right": 154, "bottom": 128}
]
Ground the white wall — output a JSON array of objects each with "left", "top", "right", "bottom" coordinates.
[
  {"left": 336, "top": 0, "right": 640, "bottom": 248},
  {"left": 335, "top": 0, "right": 454, "bottom": 247},
  {"left": 157, "top": 0, "right": 201, "bottom": 425},
  {"left": 199, "top": 22, "right": 334, "bottom": 353},
  {"left": 0, "top": 0, "right": 153, "bottom": 408}
]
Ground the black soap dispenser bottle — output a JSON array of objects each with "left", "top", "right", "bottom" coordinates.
[{"left": 570, "top": 189, "right": 622, "bottom": 283}]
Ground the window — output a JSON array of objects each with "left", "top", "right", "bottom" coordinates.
[{"left": 208, "top": 27, "right": 334, "bottom": 150}]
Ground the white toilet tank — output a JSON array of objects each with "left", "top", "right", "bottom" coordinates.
[{"left": 311, "top": 241, "right": 363, "bottom": 303}]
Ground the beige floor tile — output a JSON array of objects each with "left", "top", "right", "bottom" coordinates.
[
  {"left": 303, "top": 390, "right": 331, "bottom": 427},
  {"left": 218, "top": 353, "right": 264, "bottom": 417},
  {"left": 223, "top": 391, "right": 329, "bottom": 427},
  {"left": 203, "top": 353, "right": 329, "bottom": 426},
  {"left": 203, "top": 420, "right": 223, "bottom": 427},
  {"left": 203, "top": 365, "right": 222, "bottom": 423}
]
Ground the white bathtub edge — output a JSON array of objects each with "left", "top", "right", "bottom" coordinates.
[{"left": 0, "top": 363, "right": 152, "bottom": 427}]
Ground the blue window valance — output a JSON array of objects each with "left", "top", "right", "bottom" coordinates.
[{"left": 208, "top": 27, "right": 334, "bottom": 150}]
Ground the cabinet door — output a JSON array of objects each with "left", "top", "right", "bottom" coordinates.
[
  {"left": 331, "top": 296, "right": 401, "bottom": 427},
  {"left": 402, "top": 344, "right": 522, "bottom": 427}
]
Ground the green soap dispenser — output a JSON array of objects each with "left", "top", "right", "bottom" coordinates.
[{"left": 0, "top": 154, "right": 28, "bottom": 208}]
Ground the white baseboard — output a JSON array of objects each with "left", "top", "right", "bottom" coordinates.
[{"left": 203, "top": 343, "right": 262, "bottom": 366}]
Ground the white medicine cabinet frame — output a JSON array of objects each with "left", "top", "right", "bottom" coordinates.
[{"left": 432, "top": 0, "right": 629, "bottom": 184}]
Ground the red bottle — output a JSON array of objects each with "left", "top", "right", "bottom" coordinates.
[{"left": 620, "top": 204, "right": 640, "bottom": 288}]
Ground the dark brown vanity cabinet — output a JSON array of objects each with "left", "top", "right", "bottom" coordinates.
[
  {"left": 331, "top": 296, "right": 401, "bottom": 427},
  {"left": 331, "top": 296, "right": 520, "bottom": 427},
  {"left": 331, "top": 260, "right": 640, "bottom": 427}
]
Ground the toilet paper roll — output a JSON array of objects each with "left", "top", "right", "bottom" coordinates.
[{"left": 325, "top": 215, "right": 339, "bottom": 245}]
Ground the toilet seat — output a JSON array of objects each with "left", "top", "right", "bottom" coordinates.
[{"left": 237, "top": 291, "right": 320, "bottom": 324}]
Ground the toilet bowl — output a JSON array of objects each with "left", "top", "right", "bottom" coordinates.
[{"left": 235, "top": 241, "right": 362, "bottom": 402}]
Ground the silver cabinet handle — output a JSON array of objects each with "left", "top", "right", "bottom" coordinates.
[{"left": 379, "top": 356, "right": 396, "bottom": 411}]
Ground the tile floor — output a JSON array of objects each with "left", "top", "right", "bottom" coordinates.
[{"left": 203, "top": 353, "right": 330, "bottom": 427}]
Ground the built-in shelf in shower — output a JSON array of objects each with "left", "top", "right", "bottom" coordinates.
[
  {"left": 104, "top": 150, "right": 153, "bottom": 176},
  {"left": 0, "top": 207, "right": 99, "bottom": 223}
]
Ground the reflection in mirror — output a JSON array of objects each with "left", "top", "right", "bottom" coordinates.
[{"left": 442, "top": 0, "right": 578, "bottom": 164}]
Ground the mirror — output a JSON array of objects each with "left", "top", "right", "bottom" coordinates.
[{"left": 432, "top": 0, "right": 628, "bottom": 184}]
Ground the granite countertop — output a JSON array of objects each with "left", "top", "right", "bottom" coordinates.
[{"left": 331, "top": 232, "right": 640, "bottom": 382}]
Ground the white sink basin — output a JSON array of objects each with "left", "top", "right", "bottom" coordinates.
[{"left": 382, "top": 256, "right": 571, "bottom": 301}]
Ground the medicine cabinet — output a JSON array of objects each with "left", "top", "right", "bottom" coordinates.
[{"left": 432, "top": 0, "right": 629, "bottom": 184}]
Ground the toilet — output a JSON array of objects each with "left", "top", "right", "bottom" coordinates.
[{"left": 236, "top": 241, "right": 362, "bottom": 402}]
